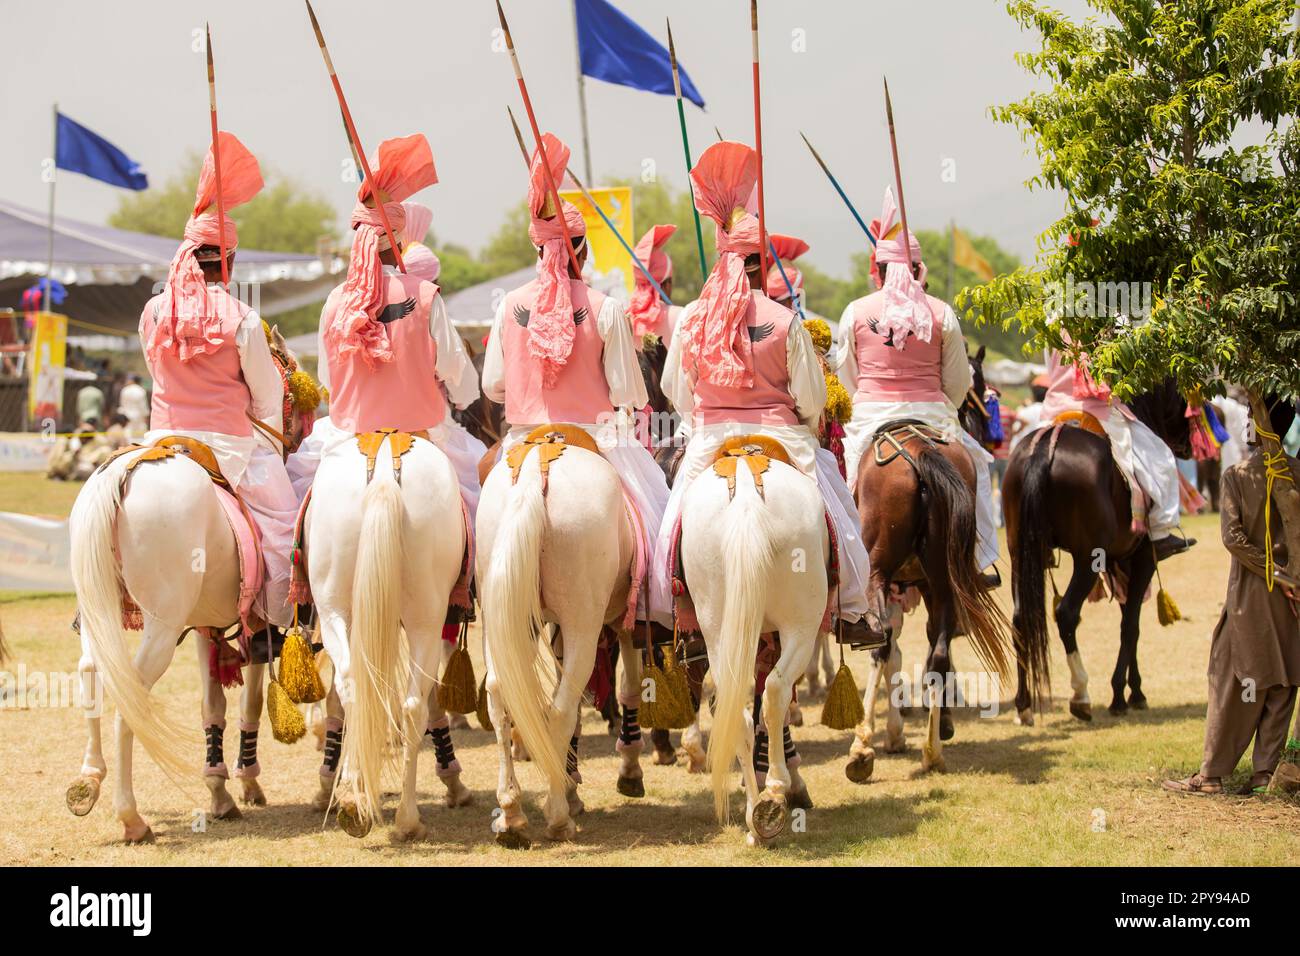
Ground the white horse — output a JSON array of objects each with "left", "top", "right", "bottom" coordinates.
[
  {"left": 476, "top": 440, "right": 645, "bottom": 847},
  {"left": 305, "top": 434, "right": 469, "bottom": 840},
  {"left": 680, "top": 454, "right": 828, "bottom": 847}
]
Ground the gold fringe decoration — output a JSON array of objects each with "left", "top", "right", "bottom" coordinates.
[
  {"left": 824, "top": 372, "right": 853, "bottom": 424},
  {"left": 1151, "top": 540, "right": 1182, "bottom": 627},
  {"left": 279, "top": 626, "right": 325, "bottom": 704},
  {"left": 641, "top": 638, "right": 695, "bottom": 730},
  {"left": 438, "top": 624, "right": 477, "bottom": 715},
  {"left": 821, "top": 663, "right": 865, "bottom": 730},
  {"left": 288, "top": 370, "right": 322, "bottom": 413},
  {"left": 475, "top": 675, "right": 493, "bottom": 733},
  {"left": 267, "top": 677, "right": 306, "bottom": 744},
  {"left": 802, "top": 317, "right": 832, "bottom": 355}
]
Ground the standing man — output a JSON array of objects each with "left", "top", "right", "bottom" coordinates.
[
  {"left": 117, "top": 373, "right": 150, "bottom": 439},
  {"left": 1164, "top": 397, "right": 1300, "bottom": 794}
]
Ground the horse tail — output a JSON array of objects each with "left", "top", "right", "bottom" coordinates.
[
  {"left": 915, "top": 446, "right": 1010, "bottom": 680},
  {"left": 1011, "top": 437, "right": 1055, "bottom": 708},
  {"left": 69, "top": 457, "right": 196, "bottom": 787},
  {"left": 709, "top": 464, "right": 775, "bottom": 824},
  {"left": 481, "top": 453, "right": 569, "bottom": 796},
  {"left": 342, "top": 445, "right": 408, "bottom": 826}
]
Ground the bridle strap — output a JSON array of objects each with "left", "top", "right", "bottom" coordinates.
[{"left": 246, "top": 412, "right": 289, "bottom": 457}]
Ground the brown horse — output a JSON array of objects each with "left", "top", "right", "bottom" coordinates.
[{"left": 1001, "top": 380, "right": 1190, "bottom": 723}]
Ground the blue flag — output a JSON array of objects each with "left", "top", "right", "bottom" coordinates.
[
  {"left": 55, "top": 112, "right": 148, "bottom": 190},
  {"left": 575, "top": 0, "right": 705, "bottom": 109}
]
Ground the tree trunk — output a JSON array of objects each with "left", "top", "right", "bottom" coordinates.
[{"left": 1247, "top": 389, "right": 1300, "bottom": 581}]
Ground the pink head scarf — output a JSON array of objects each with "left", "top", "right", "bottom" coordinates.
[
  {"left": 149, "top": 131, "right": 263, "bottom": 365},
  {"left": 677, "top": 141, "right": 762, "bottom": 388},
  {"left": 399, "top": 201, "right": 440, "bottom": 282},
  {"left": 764, "top": 233, "right": 810, "bottom": 302},
  {"left": 525, "top": 132, "right": 587, "bottom": 389},
  {"left": 868, "top": 187, "right": 930, "bottom": 351},
  {"left": 628, "top": 223, "right": 676, "bottom": 338},
  {"left": 327, "top": 134, "right": 437, "bottom": 368}
]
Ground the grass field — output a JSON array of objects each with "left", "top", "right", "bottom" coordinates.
[{"left": 1, "top": 473, "right": 1296, "bottom": 866}]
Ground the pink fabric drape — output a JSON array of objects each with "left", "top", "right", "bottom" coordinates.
[
  {"left": 868, "top": 187, "right": 930, "bottom": 351},
  {"left": 764, "top": 233, "right": 809, "bottom": 301},
  {"left": 629, "top": 223, "right": 676, "bottom": 338}
]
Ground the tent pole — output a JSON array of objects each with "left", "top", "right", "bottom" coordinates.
[
  {"left": 572, "top": 0, "right": 594, "bottom": 184},
  {"left": 45, "top": 103, "right": 57, "bottom": 314}
]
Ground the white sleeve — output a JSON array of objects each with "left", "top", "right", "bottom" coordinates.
[
  {"left": 235, "top": 311, "right": 285, "bottom": 440},
  {"left": 835, "top": 302, "right": 858, "bottom": 391},
  {"left": 787, "top": 319, "right": 828, "bottom": 428},
  {"left": 481, "top": 296, "right": 507, "bottom": 405},
  {"left": 661, "top": 308, "right": 695, "bottom": 415},
  {"left": 598, "top": 296, "right": 649, "bottom": 409},
  {"left": 428, "top": 293, "right": 479, "bottom": 409},
  {"left": 315, "top": 298, "right": 331, "bottom": 394},
  {"left": 940, "top": 305, "right": 973, "bottom": 407}
]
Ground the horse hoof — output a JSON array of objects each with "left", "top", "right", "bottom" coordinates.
[
  {"left": 884, "top": 738, "right": 907, "bottom": 755},
  {"left": 545, "top": 820, "right": 578, "bottom": 842},
  {"left": 444, "top": 782, "right": 474, "bottom": 809},
  {"left": 845, "top": 753, "right": 875, "bottom": 784},
  {"left": 751, "top": 795, "right": 787, "bottom": 842},
  {"left": 567, "top": 790, "right": 586, "bottom": 817},
  {"left": 66, "top": 776, "right": 100, "bottom": 817},
  {"left": 1014, "top": 707, "right": 1034, "bottom": 727},
  {"left": 653, "top": 747, "right": 676, "bottom": 766},
  {"left": 394, "top": 822, "right": 426, "bottom": 843},
  {"left": 124, "top": 824, "right": 155, "bottom": 845},
  {"left": 1069, "top": 701, "right": 1093, "bottom": 722},
  {"left": 311, "top": 788, "right": 332, "bottom": 813},
  {"left": 787, "top": 787, "right": 814, "bottom": 811},
  {"left": 240, "top": 780, "right": 267, "bottom": 806},
  {"left": 449, "top": 713, "right": 471, "bottom": 731},
  {"left": 495, "top": 828, "right": 531, "bottom": 850},
  {"left": 211, "top": 801, "right": 242, "bottom": 821},
  {"left": 616, "top": 775, "right": 645, "bottom": 798},
  {"left": 1109, "top": 701, "right": 1128, "bottom": 717},
  {"left": 1128, "top": 693, "right": 1148, "bottom": 711},
  {"left": 788, "top": 706, "right": 804, "bottom": 728},
  {"left": 939, "top": 714, "right": 955, "bottom": 741},
  {"left": 336, "top": 802, "right": 371, "bottom": 839}
]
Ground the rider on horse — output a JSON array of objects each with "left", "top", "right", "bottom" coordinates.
[
  {"left": 652, "top": 141, "right": 880, "bottom": 647},
  {"left": 137, "top": 133, "right": 297, "bottom": 628},
  {"left": 285, "top": 135, "right": 483, "bottom": 517},
  {"left": 836, "top": 187, "right": 1000, "bottom": 584},
  {"left": 480, "top": 132, "right": 672, "bottom": 627},
  {"left": 764, "top": 234, "right": 809, "bottom": 310},
  {"left": 1037, "top": 347, "right": 1193, "bottom": 561},
  {"left": 628, "top": 224, "right": 682, "bottom": 350}
]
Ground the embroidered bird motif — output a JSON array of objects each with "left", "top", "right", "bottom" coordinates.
[
  {"left": 513, "top": 305, "right": 588, "bottom": 327},
  {"left": 377, "top": 297, "right": 417, "bottom": 325},
  {"left": 867, "top": 317, "right": 912, "bottom": 349},
  {"left": 748, "top": 322, "right": 775, "bottom": 343}
]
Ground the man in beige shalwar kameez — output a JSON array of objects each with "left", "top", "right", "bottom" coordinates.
[{"left": 1164, "top": 398, "right": 1300, "bottom": 795}]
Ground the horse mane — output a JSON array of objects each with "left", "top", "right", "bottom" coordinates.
[{"left": 1127, "top": 378, "right": 1191, "bottom": 459}]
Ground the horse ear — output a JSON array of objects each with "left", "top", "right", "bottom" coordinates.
[{"left": 975, "top": 345, "right": 986, "bottom": 362}]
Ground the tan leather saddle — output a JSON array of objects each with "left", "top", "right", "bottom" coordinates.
[
  {"left": 710, "top": 434, "right": 794, "bottom": 501},
  {"left": 505, "top": 423, "right": 601, "bottom": 494}
]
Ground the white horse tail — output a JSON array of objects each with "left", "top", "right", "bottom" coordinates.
[
  {"left": 482, "top": 455, "right": 568, "bottom": 793},
  {"left": 709, "top": 464, "right": 775, "bottom": 823},
  {"left": 69, "top": 460, "right": 196, "bottom": 786},
  {"left": 342, "top": 449, "right": 408, "bottom": 825}
]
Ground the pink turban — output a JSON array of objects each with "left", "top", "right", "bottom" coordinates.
[
  {"left": 400, "top": 201, "right": 440, "bottom": 282},
  {"left": 629, "top": 223, "right": 676, "bottom": 339},
  {"left": 764, "top": 233, "right": 810, "bottom": 302},
  {"left": 676, "top": 141, "right": 762, "bottom": 388},
  {"left": 525, "top": 133, "right": 587, "bottom": 389},
  {"left": 148, "top": 131, "right": 263, "bottom": 365},
  {"left": 327, "top": 134, "right": 437, "bottom": 368},
  {"left": 401, "top": 201, "right": 433, "bottom": 246},
  {"left": 868, "top": 187, "right": 930, "bottom": 351}
]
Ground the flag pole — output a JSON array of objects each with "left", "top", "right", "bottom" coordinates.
[
  {"left": 496, "top": 1, "right": 584, "bottom": 281},
  {"left": 45, "top": 103, "right": 57, "bottom": 313},
  {"left": 571, "top": 0, "right": 594, "bottom": 184},
  {"left": 750, "top": 0, "right": 768, "bottom": 279},
  {"left": 883, "top": 76, "right": 914, "bottom": 275},
  {"left": 798, "top": 131, "right": 877, "bottom": 248},
  {"left": 205, "top": 25, "right": 230, "bottom": 289},
  {"left": 666, "top": 18, "right": 709, "bottom": 284},
  {"left": 948, "top": 220, "right": 955, "bottom": 301}
]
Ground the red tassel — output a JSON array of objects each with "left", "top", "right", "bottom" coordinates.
[
  {"left": 209, "top": 639, "right": 244, "bottom": 689},
  {"left": 441, "top": 622, "right": 459, "bottom": 645},
  {"left": 585, "top": 638, "right": 614, "bottom": 712}
]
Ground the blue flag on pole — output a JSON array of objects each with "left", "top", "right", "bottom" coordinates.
[
  {"left": 55, "top": 112, "right": 148, "bottom": 190},
  {"left": 575, "top": 0, "right": 706, "bottom": 109}
]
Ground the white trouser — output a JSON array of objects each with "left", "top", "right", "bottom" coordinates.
[
  {"left": 648, "top": 421, "right": 872, "bottom": 622},
  {"left": 1100, "top": 410, "right": 1180, "bottom": 539},
  {"left": 286, "top": 415, "right": 486, "bottom": 522},
  {"left": 842, "top": 402, "right": 1000, "bottom": 570},
  {"left": 502, "top": 420, "right": 672, "bottom": 626}
]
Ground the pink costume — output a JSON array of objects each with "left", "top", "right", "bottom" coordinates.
[
  {"left": 139, "top": 132, "right": 297, "bottom": 627},
  {"left": 835, "top": 187, "right": 999, "bottom": 570},
  {"left": 764, "top": 233, "right": 810, "bottom": 304},
  {"left": 653, "top": 141, "right": 873, "bottom": 625},
  {"left": 629, "top": 224, "right": 681, "bottom": 346},
  {"left": 285, "top": 137, "right": 483, "bottom": 517},
  {"left": 480, "top": 132, "right": 670, "bottom": 625}
]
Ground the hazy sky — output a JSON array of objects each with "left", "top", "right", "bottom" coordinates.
[{"left": 0, "top": 0, "right": 1100, "bottom": 277}]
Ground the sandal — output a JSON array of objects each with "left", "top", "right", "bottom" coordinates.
[{"left": 1161, "top": 773, "right": 1223, "bottom": 795}]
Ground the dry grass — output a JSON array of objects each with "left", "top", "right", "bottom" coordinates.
[{"left": 1, "top": 474, "right": 1296, "bottom": 866}]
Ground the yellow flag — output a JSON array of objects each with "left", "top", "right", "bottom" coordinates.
[
  {"left": 559, "top": 186, "right": 636, "bottom": 297},
  {"left": 952, "top": 226, "right": 995, "bottom": 282}
]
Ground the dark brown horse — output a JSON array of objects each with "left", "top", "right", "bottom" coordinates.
[
  {"left": 1001, "top": 380, "right": 1190, "bottom": 723},
  {"left": 454, "top": 346, "right": 506, "bottom": 450}
]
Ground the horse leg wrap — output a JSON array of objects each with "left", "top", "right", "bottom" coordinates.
[
  {"left": 204, "top": 722, "right": 228, "bottom": 779},
  {"left": 753, "top": 729, "right": 770, "bottom": 777},
  {"left": 424, "top": 718, "right": 462, "bottom": 778},
  {"left": 616, "top": 705, "right": 642, "bottom": 755},
  {"left": 782, "top": 726, "right": 800, "bottom": 770},
  {"left": 234, "top": 721, "right": 260, "bottom": 779},
  {"left": 567, "top": 734, "right": 582, "bottom": 785},
  {"left": 321, "top": 718, "right": 343, "bottom": 781}
]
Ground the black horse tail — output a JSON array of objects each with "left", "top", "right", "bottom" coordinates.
[
  {"left": 914, "top": 446, "right": 1010, "bottom": 681},
  {"left": 1012, "top": 437, "right": 1055, "bottom": 709}
]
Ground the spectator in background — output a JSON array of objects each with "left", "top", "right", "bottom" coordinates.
[
  {"left": 75, "top": 382, "right": 105, "bottom": 430},
  {"left": 1010, "top": 375, "right": 1049, "bottom": 451},
  {"left": 117, "top": 373, "right": 149, "bottom": 439}
]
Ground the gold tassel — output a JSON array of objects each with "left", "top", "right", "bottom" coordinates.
[
  {"left": 1157, "top": 587, "right": 1182, "bottom": 626},
  {"left": 475, "top": 675, "right": 493, "bottom": 733},
  {"left": 650, "top": 652, "right": 696, "bottom": 729},
  {"left": 439, "top": 641, "right": 477, "bottom": 715},
  {"left": 821, "top": 663, "right": 865, "bottom": 731},
  {"left": 267, "top": 678, "right": 306, "bottom": 744},
  {"left": 639, "top": 660, "right": 668, "bottom": 729},
  {"left": 279, "top": 627, "right": 325, "bottom": 704}
]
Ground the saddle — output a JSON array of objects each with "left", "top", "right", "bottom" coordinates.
[
  {"left": 100, "top": 434, "right": 231, "bottom": 491},
  {"left": 710, "top": 434, "right": 793, "bottom": 501},
  {"left": 871, "top": 419, "right": 949, "bottom": 469},
  {"left": 1053, "top": 409, "right": 1106, "bottom": 437},
  {"left": 505, "top": 423, "right": 601, "bottom": 493},
  {"left": 1029, "top": 411, "right": 1150, "bottom": 533},
  {"left": 355, "top": 427, "right": 428, "bottom": 484}
]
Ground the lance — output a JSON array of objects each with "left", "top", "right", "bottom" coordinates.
[
  {"left": 304, "top": 0, "right": 404, "bottom": 272},
  {"left": 799, "top": 131, "right": 877, "bottom": 248},
  {"left": 750, "top": 0, "right": 768, "bottom": 279},
  {"left": 666, "top": 19, "right": 709, "bottom": 284},
  {"left": 506, "top": 107, "right": 671, "bottom": 306},
  {"left": 204, "top": 24, "right": 229, "bottom": 289},
  {"left": 495, "top": 0, "right": 583, "bottom": 281},
  {"left": 883, "top": 76, "right": 914, "bottom": 274}
]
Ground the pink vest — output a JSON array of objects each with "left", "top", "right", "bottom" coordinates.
[
  {"left": 1040, "top": 349, "right": 1115, "bottom": 423},
  {"left": 324, "top": 273, "right": 447, "bottom": 434},
  {"left": 140, "top": 288, "right": 252, "bottom": 437},
  {"left": 851, "top": 292, "right": 946, "bottom": 404},
  {"left": 500, "top": 279, "right": 614, "bottom": 426},
  {"left": 638, "top": 303, "right": 682, "bottom": 349},
  {"left": 692, "top": 293, "right": 798, "bottom": 427}
]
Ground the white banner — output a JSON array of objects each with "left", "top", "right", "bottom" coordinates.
[
  {"left": 0, "top": 512, "right": 73, "bottom": 592},
  {"left": 0, "top": 435, "right": 54, "bottom": 472}
]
